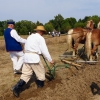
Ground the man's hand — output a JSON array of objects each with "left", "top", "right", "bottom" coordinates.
[{"left": 50, "top": 60, "right": 55, "bottom": 65}]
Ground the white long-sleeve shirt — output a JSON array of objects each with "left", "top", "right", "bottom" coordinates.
[
  {"left": 10, "top": 29, "right": 26, "bottom": 44},
  {"left": 24, "top": 33, "right": 52, "bottom": 63}
]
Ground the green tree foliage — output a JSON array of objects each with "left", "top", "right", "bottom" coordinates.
[
  {"left": 91, "top": 15, "right": 100, "bottom": 28},
  {"left": 15, "top": 20, "right": 36, "bottom": 35},
  {"left": 65, "top": 17, "right": 77, "bottom": 28},
  {"left": 0, "top": 15, "right": 100, "bottom": 36},
  {"left": 35, "top": 21, "right": 43, "bottom": 26},
  {"left": 61, "top": 19, "right": 72, "bottom": 33},
  {"left": 61, "top": 17, "right": 77, "bottom": 33},
  {"left": 44, "top": 22, "right": 54, "bottom": 33},
  {"left": 0, "top": 21, "right": 7, "bottom": 36},
  {"left": 54, "top": 14, "right": 64, "bottom": 31},
  {"left": 74, "top": 21, "right": 85, "bottom": 28},
  {"left": 49, "top": 14, "right": 64, "bottom": 32}
]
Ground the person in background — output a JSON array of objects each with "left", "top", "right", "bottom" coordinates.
[
  {"left": 48, "top": 31, "right": 51, "bottom": 35},
  {"left": 12, "top": 25, "right": 55, "bottom": 97},
  {"left": 58, "top": 31, "right": 61, "bottom": 37},
  {"left": 28, "top": 32, "right": 31, "bottom": 35},
  {"left": 52, "top": 31, "right": 55, "bottom": 37},
  {"left": 4, "top": 20, "right": 26, "bottom": 74}
]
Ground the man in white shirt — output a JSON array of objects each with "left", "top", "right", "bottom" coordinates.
[
  {"left": 4, "top": 20, "right": 26, "bottom": 74},
  {"left": 12, "top": 25, "right": 55, "bottom": 97}
]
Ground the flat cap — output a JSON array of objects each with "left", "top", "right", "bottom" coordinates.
[{"left": 7, "top": 20, "right": 15, "bottom": 25}]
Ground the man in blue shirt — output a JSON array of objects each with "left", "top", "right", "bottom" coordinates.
[{"left": 4, "top": 20, "right": 26, "bottom": 74}]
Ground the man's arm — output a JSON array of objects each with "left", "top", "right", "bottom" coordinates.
[{"left": 10, "top": 29, "right": 26, "bottom": 44}]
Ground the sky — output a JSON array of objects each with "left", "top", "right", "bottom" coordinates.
[{"left": 0, "top": 0, "right": 100, "bottom": 24}]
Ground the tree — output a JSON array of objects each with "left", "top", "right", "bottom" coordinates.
[
  {"left": 91, "top": 15, "right": 100, "bottom": 28},
  {"left": 65, "top": 17, "right": 77, "bottom": 28},
  {"left": 60, "top": 17, "right": 77, "bottom": 33},
  {"left": 44, "top": 22, "right": 54, "bottom": 33},
  {"left": 0, "top": 14, "right": 100, "bottom": 36},
  {"left": 0, "top": 21, "right": 7, "bottom": 36},
  {"left": 35, "top": 21, "right": 43, "bottom": 26},
  {"left": 74, "top": 22, "right": 85, "bottom": 28},
  {"left": 49, "top": 14, "right": 64, "bottom": 31},
  {"left": 15, "top": 20, "right": 36, "bottom": 35}
]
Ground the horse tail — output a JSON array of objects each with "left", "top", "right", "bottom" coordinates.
[
  {"left": 85, "top": 31, "right": 92, "bottom": 60},
  {"left": 67, "top": 29, "right": 73, "bottom": 51}
]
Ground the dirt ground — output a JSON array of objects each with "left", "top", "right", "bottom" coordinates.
[{"left": 0, "top": 35, "right": 100, "bottom": 100}]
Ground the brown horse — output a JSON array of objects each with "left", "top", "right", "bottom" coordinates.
[
  {"left": 67, "top": 20, "right": 93, "bottom": 57},
  {"left": 85, "top": 29, "right": 100, "bottom": 61}
]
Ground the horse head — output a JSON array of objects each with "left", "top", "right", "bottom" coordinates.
[{"left": 86, "top": 20, "right": 94, "bottom": 30}]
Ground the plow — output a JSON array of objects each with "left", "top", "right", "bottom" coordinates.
[
  {"left": 42, "top": 55, "right": 70, "bottom": 81},
  {"left": 42, "top": 48, "right": 99, "bottom": 81}
]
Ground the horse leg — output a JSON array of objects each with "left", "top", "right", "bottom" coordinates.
[
  {"left": 72, "top": 49, "right": 76, "bottom": 56},
  {"left": 89, "top": 55, "right": 93, "bottom": 61},
  {"left": 72, "top": 43, "right": 78, "bottom": 57},
  {"left": 95, "top": 51, "right": 98, "bottom": 61},
  {"left": 91, "top": 45, "right": 98, "bottom": 61}
]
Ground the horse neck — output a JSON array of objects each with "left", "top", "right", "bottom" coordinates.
[
  {"left": 97, "top": 22, "right": 100, "bottom": 29},
  {"left": 90, "top": 23, "right": 94, "bottom": 30}
]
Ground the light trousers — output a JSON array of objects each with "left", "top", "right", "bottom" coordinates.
[
  {"left": 9, "top": 51, "right": 24, "bottom": 71},
  {"left": 20, "top": 60, "right": 45, "bottom": 83}
]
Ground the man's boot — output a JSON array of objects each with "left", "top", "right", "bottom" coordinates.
[
  {"left": 13, "top": 79, "right": 26, "bottom": 97},
  {"left": 35, "top": 80, "right": 44, "bottom": 88}
]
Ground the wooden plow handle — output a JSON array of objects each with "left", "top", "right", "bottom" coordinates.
[{"left": 61, "top": 59, "right": 81, "bottom": 67}]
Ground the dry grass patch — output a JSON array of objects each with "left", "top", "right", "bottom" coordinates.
[{"left": 0, "top": 40, "right": 5, "bottom": 51}]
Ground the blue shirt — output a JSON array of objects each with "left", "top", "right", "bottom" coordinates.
[{"left": 4, "top": 28, "right": 22, "bottom": 52}]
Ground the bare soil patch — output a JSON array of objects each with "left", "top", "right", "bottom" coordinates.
[{"left": 0, "top": 35, "right": 100, "bottom": 100}]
